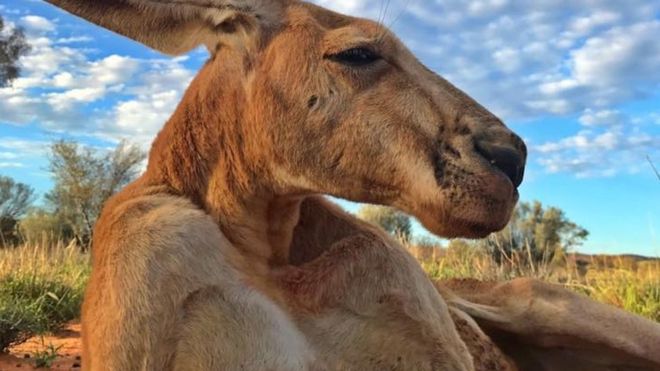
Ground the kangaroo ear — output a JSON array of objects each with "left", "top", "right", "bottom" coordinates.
[
  {"left": 44, "top": 0, "right": 287, "bottom": 55},
  {"left": 438, "top": 278, "right": 660, "bottom": 371}
]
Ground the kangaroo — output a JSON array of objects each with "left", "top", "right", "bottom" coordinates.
[{"left": 44, "top": 1, "right": 659, "bottom": 371}]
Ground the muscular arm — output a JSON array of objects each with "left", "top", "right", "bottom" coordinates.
[{"left": 279, "top": 196, "right": 475, "bottom": 371}]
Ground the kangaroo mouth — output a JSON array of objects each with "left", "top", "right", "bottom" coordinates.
[
  {"left": 401, "top": 156, "right": 520, "bottom": 239},
  {"left": 412, "top": 133, "right": 526, "bottom": 239}
]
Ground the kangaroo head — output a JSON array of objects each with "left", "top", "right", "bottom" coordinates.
[{"left": 47, "top": 0, "right": 526, "bottom": 239}]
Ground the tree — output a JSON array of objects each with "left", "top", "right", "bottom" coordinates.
[
  {"left": 478, "top": 200, "right": 588, "bottom": 266},
  {"left": 0, "top": 175, "right": 35, "bottom": 246},
  {"left": 46, "top": 140, "right": 146, "bottom": 249},
  {"left": 0, "top": 15, "right": 31, "bottom": 87},
  {"left": 357, "top": 204, "right": 412, "bottom": 241}
]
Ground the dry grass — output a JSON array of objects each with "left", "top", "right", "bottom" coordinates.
[
  {"left": 0, "top": 240, "right": 89, "bottom": 281},
  {"left": 409, "top": 242, "right": 660, "bottom": 322}
]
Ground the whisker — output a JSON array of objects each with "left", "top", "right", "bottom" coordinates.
[
  {"left": 375, "top": 0, "right": 392, "bottom": 43},
  {"left": 386, "top": 0, "right": 412, "bottom": 32}
]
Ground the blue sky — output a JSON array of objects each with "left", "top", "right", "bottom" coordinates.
[{"left": 1, "top": 0, "right": 658, "bottom": 256}]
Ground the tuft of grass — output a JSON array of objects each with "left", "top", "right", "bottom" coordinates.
[
  {"left": 0, "top": 241, "right": 89, "bottom": 351},
  {"left": 33, "top": 341, "right": 62, "bottom": 368}
]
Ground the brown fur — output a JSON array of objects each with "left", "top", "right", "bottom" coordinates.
[
  {"left": 439, "top": 278, "right": 660, "bottom": 370},
  {"left": 42, "top": 1, "right": 660, "bottom": 370},
  {"left": 448, "top": 307, "right": 517, "bottom": 371}
]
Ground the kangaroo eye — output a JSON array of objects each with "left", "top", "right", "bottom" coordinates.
[{"left": 326, "top": 47, "right": 381, "bottom": 67}]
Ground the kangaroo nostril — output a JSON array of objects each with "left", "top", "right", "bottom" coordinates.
[{"left": 474, "top": 140, "right": 525, "bottom": 187}]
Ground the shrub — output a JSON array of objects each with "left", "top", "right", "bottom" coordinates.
[
  {"left": 19, "top": 209, "right": 74, "bottom": 246},
  {"left": 0, "top": 275, "right": 83, "bottom": 350},
  {"left": 0, "top": 242, "right": 89, "bottom": 350}
]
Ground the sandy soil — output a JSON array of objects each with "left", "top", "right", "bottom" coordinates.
[{"left": 0, "top": 323, "right": 82, "bottom": 371}]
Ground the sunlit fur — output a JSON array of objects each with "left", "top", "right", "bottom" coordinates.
[{"left": 43, "top": 1, "right": 660, "bottom": 370}]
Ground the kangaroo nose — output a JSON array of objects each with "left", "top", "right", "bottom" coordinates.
[{"left": 474, "top": 138, "right": 526, "bottom": 187}]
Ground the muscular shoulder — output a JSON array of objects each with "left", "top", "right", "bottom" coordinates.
[
  {"left": 91, "top": 185, "right": 237, "bottom": 270},
  {"left": 88, "top": 189, "right": 247, "bottom": 303},
  {"left": 96, "top": 190, "right": 202, "bottom": 241}
]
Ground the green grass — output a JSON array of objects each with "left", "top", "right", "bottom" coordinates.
[
  {"left": 33, "top": 341, "right": 62, "bottom": 368},
  {"left": 0, "top": 241, "right": 89, "bottom": 351}
]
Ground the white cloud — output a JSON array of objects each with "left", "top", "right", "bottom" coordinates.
[
  {"left": 568, "top": 11, "right": 620, "bottom": 37},
  {"left": 20, "top": 15, "right": 55, "bottom": 32},
  {"left": 46, "top": 87, "right": 108, "bottom": 111},
  {"left": 0, "top": 162, "right": 25, "bottom": 168},
  {"left": 526, "top": 20, "right": 660, "bottom": 116},
  {"left": 0, "top": 152, "right": 19, "bottom": 160},
  {"left": 533, "top": 114, "right": 660, "bottom": 177},
  {"left": 110, "top": 91, "right": 180, "bottom": 137},
  {"left": 0, "top": 138, "right": 50, "bottom": 158},
  {"left": 38, "top": 54, "right": 140, "bottom": 111},
  {"left": 97, "top": 58, "right": 195, "bottom": 146},
  {"left": 571, "top": 21, "right": 660, "bottom": 88},
  {"left": 527, "top": 21, "right": 660, "bottom": 115},
  {"left": 87, "top": 55, "right": 139, "bottom": 85},
  {"left": 52, "top": 72, "right": 75, "bottom": 88},
  {"left": 55, "top": 36, "right": 93, "bottom": 44},
  {"left": 579, "top": 109, "right": 625, "bottom": 128},
  {"left": 525, "top": 98, "right": 576, "bottom": 115},
  {"left": 492, "top": 47, "right": 521, "bottom": 73},
  {"left": 313, "top": 0, "right": 376, "bottom": 16},
  {"left": 14, "top": 37, "right": 86, "bottom": 81},
  {"left": 0, "top": 5, "right": 22, "bottom": 15},
  {"left": 539, "top": 79, "right": 580, "bottom": 96},
  {"left": 0, "top": 138, "right": 51, "bottom": 171},
  {"left": 467, "top": 0, "right": 510, "bottom": 17}
]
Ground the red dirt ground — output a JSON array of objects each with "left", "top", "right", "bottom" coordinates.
[{"left": 0, "top": 323, "right": 82, "bottom": 371}]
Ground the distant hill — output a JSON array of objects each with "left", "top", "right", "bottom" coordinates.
[
  {"left": 569, "top": 252, "right": 659, "bottom": 262},
  {"left": 567, "top": 252, "right": 660, "bottom": 270}
]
